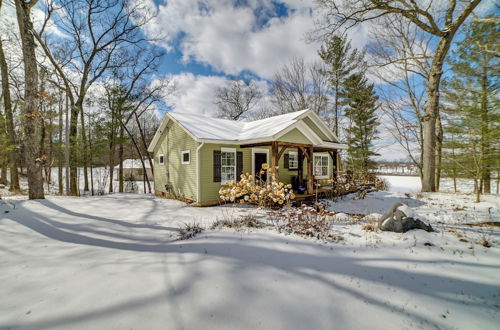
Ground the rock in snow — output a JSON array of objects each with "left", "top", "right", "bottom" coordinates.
[{"left": 378, "top": 202, "right": 433, "bottom": 233}]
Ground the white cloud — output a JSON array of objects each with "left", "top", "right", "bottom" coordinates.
[
  {"left": 140, "top": 0, "right": 340, "bottom": 79},
  {"left": 165, "top": 73, "right": 231, "bottom": 116}
]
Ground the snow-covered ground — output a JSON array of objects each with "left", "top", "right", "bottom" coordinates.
[
  {"left": 1, "top": 177, "right": 499, "bottom": 329},
  {"left": 0, "top": 167, "right": 154, "bottom": 196}
]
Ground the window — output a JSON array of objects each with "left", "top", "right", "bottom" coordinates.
[
  {"left": 288, "top": 151, "right": 298, "bottom": 169},
  {"left": 314, "top": 154, "right": 329, "bottom": 179},
  {"left": 221, "top": 148, "right": 236, "bottom": 184},
  {"left": 181, "top": 150, "right": 190, "bottom": 164},
  {"left": 158, "top": 154, "right": 165, "bottom": 165}
]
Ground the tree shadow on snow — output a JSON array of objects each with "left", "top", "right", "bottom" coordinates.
[
  {"left": 2, "top": 199, "right": 499, "bottom": 330},
  {"left": 328, "top": 191, "right": 427, "bottom": 215}
]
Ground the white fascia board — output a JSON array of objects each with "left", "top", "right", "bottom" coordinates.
[
  {"left": 147, "top": 114, "right": 171, "bottom": 152},
  {"left": 300, "top": 110, "right": 341, "bottom": 143},
  {"left": 318, "top": 142, "right": 348, "bottom": 150},
  {"left": 148, "top": 113, "right": 202, "bottom": 152},
  {"left": 272, "top": 119, "right": 322, "bottom": 145}
]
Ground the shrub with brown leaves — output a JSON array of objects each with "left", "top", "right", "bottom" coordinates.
[{"left": 268, "top": 204, "right": 338, "bottom": 240}]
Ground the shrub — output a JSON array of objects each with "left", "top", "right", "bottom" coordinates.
[
  {"left": 124, "top": 174, "right": 138, "bottom": 193},
  {"left": 374, "top": 177, "right": 390, "bottom": 191},
  {"left": 211, "top": 215, "right": 267, "bottom": 230},
  {"left": 178, "top": 222, "right": 204, "bottom": 240},
  {"left": 219, "top": 164, "right": 295, "bottom": 208},
  {"left": 268, "top": 204, "right": 338, "bottom": 240}
]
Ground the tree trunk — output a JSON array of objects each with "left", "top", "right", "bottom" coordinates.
[
  {"left": 480, "top": 62, "right": 491, "bottom": 194},
  {"left": 80, "top": 105, "right": 89, "bottom": 193},
  {"left": 65, "top": 93, "right": 70, "bottom": 194},
  {"left": 0, "top": 39, "right": 20, "bottom": 191},
  {"left": 118, "top": 125, "right": 124, "bottom": 193},
  {"left": 120, "top": 114, "right": 152, "bottom": 194},
  {"left": 421, "top": 37, "right": 452, "bottom": 192},
  {"left": 134, "top": 113, "right": 152, "bottom": 193},
  {"left": 88, "top": 117, "right": 94, "bottom": 196},
  {"left": 58, "top": 91, "right": 63, "bottom": 194},
  {"left": 68, "top": 103, "right": 79, "bottom": 195},
  {"left": 435, "top": 112, "right": 443, "bottom": 191},
  {"left": 0, "top": 156, "right": 6, "bottom": 185},
  {"left": 15, "top": 0, "right": 44, "bottom": 199}
]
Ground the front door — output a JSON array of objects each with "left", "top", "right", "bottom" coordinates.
[{"left": 254, "top": 153, "right": 268, "bottom": 182}]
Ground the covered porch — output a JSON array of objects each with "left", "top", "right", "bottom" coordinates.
[{"left": 240, "top": 140, "right": 342, "bottom": 194}]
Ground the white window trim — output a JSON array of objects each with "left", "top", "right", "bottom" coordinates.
[
  {"left": 221, "top": 147, "right": 236, "bottom": 185},
  {"left": 288, "top": 151, "right": 298, "bottom": 169},
  {"left": 181, "top": 150, "right": 190, "bottom": 164},
  {"left": 313, "top": 154, "right": 330, "bottom": 179},
  {"left": 158, "top": 154, "right": 165, "bottom": 165}
]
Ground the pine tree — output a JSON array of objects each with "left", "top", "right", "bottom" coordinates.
[
  {"left": 341, "top": 73, "right": 380, "bottom": 173},
  {"left": 442, "top": 18, "right": 500, "bottom": 198},
  {"left": 318, "top": 35, "right": 366, "bottom": 137}
]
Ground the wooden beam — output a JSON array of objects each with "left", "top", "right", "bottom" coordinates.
[
  {"left": 271, "top": 141, "right": 278, "bottom": 180},
  {"left": 306, "top": 146, "right": 314, "bottom": 194},
  {"left": 239, "top": 142, "right": 273, "bottom": 148},
  {"left": 313, "top": 147, "right": 340, "bottom": 152},
  {"left": 297, "top": 146, "right": 310, "bottom": 161},
  {"left": 329, "top": 151, "right": 338, "bottom": 179},
  {"left": 240, "top": 141, "right": 314, "bottom": 149},
  {"left": 297, "top": 147, "right": 304, "bottom": 187},
  {"left": 276, "top": 145, "right": 287, "bottom": 162},
  {"left": 277, "top": 141, "right": 313, "bottom": 148}
]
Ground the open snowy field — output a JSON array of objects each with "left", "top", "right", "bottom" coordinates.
[{"left": 1, "top": 177, "right": 499, "bottom": 329}]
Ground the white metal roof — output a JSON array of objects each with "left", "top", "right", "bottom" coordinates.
[{"left": 148, "top": 109, "right": 347, "bottom": 152}]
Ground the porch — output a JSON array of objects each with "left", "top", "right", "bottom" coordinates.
[{"left": 240, "top": 141, "right": 340, "bottom": 194}]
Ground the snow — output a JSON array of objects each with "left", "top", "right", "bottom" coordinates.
[
  {"left": 0, "top": 167, "right": 154, "bottom": 197},
  {"left": 169, "top": 109, "right": 310, "bottom": 141},
  {"left": 114, "top": 159, "right": 151, "bottom": 169},
  {"left": 1, "top": 176, "right": 500, "bottom": 329}
]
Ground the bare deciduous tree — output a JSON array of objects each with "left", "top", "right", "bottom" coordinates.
[
  {"left": 215, "top": 80, "right": 262, "bottom": 120},
  {"left": 14, "top": 0, "right": 44, "bottom": 199},
  {"left": 0, "top": 10, "right": 20, "bottom": 191},
  {"left": 271, "top": 57, "right": 328, "bottom": 116},
  {"left": 33, "top": 0, "right": 154, "bottom": 195},
  {"left": 315, "top": 0, "right": 483, "bottom": 192},
  {"left": 368, "top": 16, "right": 433, "bottom": 183}
]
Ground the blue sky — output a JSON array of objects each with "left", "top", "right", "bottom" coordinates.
[{"left": 2, "top": 0, "right": 495, "bottom": 161}]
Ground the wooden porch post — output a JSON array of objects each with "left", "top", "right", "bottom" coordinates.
[
  {"left": 328, "top": 150, "right": 338, "bottom": 179},
  {"left": 307, "top": 147, "right": 314, "bottom": 193},
  {"left": 271, "top": 141, "right": 278, "bottom": 180},
  {"left": 297, "top": 147, "right": 304, "bottom": 187}
]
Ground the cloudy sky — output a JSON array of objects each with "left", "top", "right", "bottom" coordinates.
[
  {"left": 3, "top": 0, "right": 494, "bottom": 161},
  {"left": 139, "top": 0, "right": 329, "bottom": 114}
]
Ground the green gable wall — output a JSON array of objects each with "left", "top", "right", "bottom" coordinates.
[
  {"left": 278, "top": 128, "right": 312, "bottom": 144},
  {"left": 153, "top": 120, "right": 198, "bottom": 201},
  {"left": 302, "top": 117, "right": 331, "bottom": 141}
]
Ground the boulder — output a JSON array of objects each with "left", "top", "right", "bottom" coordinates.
[{"left": 378, "top": 202, "right": 433, "bottom": 233}]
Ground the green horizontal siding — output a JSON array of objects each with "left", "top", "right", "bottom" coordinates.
[
  {"left": 153, "top": 120, "right": 198, "bottom": 200},
  {"left": 302, "top": 116, "right": 331, "bottom": 141},
  {"left": 278, "top": 128, "right": 312, "bottom": 144},
  {"left": 199, "top": 144, "right": 252, "bottom": 204}
]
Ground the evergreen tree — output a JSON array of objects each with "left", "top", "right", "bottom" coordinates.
[
  {"left": 442, "top": 18, "right": 500, "bottom": 198},
  {"left": 318, "top": 35, "right": 366, "bottom": 137},
  {"left": 341, "top": 73, "right": 380, "bottom": 172}
]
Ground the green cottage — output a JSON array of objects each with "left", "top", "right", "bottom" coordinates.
[{"left": 147, "top": 109, "right": 347, "bottom": 205}]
